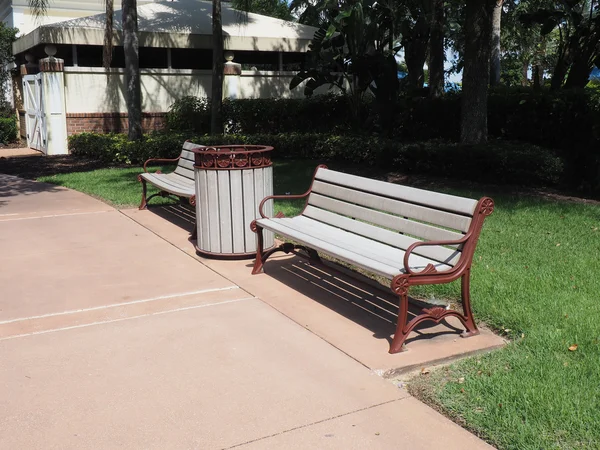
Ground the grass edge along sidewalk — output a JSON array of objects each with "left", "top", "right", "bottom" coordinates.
[{"left": 39, "top": 160, "right": 600, "bottom": 450}]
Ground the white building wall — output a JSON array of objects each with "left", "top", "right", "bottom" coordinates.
[
  {"left": 64, "top": 68, "right": 213, "bottom": 113},
  {"left": 64, "top": 67, "right": 326, "bottom": 113}
]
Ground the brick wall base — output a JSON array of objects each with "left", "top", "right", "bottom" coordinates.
[{"left": 66, "top": 113, "right": 167, "bottom": 136}]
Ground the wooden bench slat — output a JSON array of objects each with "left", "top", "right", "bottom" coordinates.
[
  {"left": 177, "top": 158, "right": 195, "bottom": 170},
  {"left": 182, "top": 141, "right": 202, "bottom": 152},
  {"left": 311, "top": 180, "right": 472, "bottom": 232},
  {"left": 140, "top": 173, "right": 194, "bottom": 197},
  {"left": 290, "top": 215, "right": 457, "bottom": 270},
  {"left": 257, "top": 217, "right": 453, "bottom": 279},
  {"left": 174, "top": 166, "right": 195, "bottom": 181},
  {"left": 315, "top": 168, "right": 478, "bottom": 216},
  {"left": 265, "top": 216, "right": 454, "bottom": 273},
  {"left": 302, "top": 206, "right": 461, "bottom": 266},
  {"left": 306, "top": 193, "right": 465, "bottom": 244}
]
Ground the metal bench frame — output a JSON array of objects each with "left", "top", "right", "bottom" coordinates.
[{"left": 250, "top": 165, "right": 494, "bottom": 353}]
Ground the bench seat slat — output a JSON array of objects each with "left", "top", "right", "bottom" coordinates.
[
  {"left": 257, "top": 217, "right": 454, "bottom": 279},
  {"left": 302, "top": 206, "right": 461, "bottom": 266},
  {"left": 141, "top": 173, "right": 193, "bottom": 192},
  {"left": 140, "top": 173, "right": 194, "bottom": 197},
  {"left": 311, "top": 181, "right": 472, "bottom": 233},
  {"left": 307, "top": 193, "right": 464, "bottom": 244},
  {"left": 315, "top": 168, "right": 478, "bottom": 217}
]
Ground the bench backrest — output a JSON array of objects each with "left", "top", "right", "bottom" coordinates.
[
  {"left": 173, "top": 141, "right": 205, "bottom": 181},
  {"left": 304, "top": 167, "right": 485, "bottom": 267}
]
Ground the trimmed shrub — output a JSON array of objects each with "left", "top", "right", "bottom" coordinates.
[
  {"left": 68, "top": 131, "right": 563, "bottom": 189},
  {"left": 0, "top": 117, "right": 18, "bottom": 143},
  {"left": 166, "top": 95, "right": 359, "bottom": 135},
  {"left": 165, "top": 96, "right": 211, "bottom": 133}
]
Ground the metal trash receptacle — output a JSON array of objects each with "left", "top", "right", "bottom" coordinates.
[{"left": 193, "top": 145, "right": 275, "bottom": 259}]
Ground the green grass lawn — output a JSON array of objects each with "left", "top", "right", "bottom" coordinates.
[{"left": 39, "top": 159, "right": 600, "bottom": 449}]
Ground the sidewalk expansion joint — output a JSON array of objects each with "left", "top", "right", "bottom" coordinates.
[
  {"left": 0, "top": 286, "right": 241, "bottom": 325},
  {"left": 0, "top": 297, "right": 256, "bottom": 341},
  {"left": 223, "top": 398, "right": 407, "bottom": 449},
  {"left": 0, "top": 209, "right": 111, "bottom": 222}
]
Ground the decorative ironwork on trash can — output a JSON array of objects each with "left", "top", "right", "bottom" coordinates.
[{"left": 193, "top": 145, "right": 275, "bottom": 259}]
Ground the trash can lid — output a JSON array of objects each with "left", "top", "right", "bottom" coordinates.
[{"left": 193, "top": 145, "right": 274, "bottom": 170}]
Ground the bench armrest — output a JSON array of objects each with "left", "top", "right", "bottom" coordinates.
[
  {"left": 143, "top": 156, "right": 181, "bottom": 173},
  {"left": 403, "top": 233, "right": 472, "bottom": 276},
  {"left": 258, "top": 192, "right": 310, "bottom": 218},
  {"left": 258, "top": 164, "right": 328, "bottom": 219}
]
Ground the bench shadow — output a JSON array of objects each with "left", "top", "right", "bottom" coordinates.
[
  {"left": 145, "top": 202, "right": 196, "bottom": 232},
  {"left": 137, "top": 203, "right": 465, "bottom": 349},
  {"left": 258, "top": 257, "right": 464, "bottom": 348}
]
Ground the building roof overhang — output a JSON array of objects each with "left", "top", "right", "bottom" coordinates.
[{"left": 13, "top": 0, "right": 317, "bottom": 55}]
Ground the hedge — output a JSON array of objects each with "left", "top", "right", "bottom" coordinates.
[
  {"left": 164, "top": 87, "right": 599, "bottom": 192},
  {"left": 68, "top": 131, "right": 563, "bottom": 189},
  {"left": 0, "top": 117, "right": 17, "bottom": 143}
]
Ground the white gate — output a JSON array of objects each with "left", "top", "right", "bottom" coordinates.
[{"left": 22, "top": 74, "right": 46, "bottom": 153}]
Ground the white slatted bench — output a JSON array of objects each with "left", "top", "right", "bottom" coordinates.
[
  {"left": 138, "top": 141, "right": 205, "bottom": 236},
  {"left": 138, "top": 140, "right": 204, "bottom": 210},
  {"left": 250, "top": 165, "right": 494, "bottom": 353}
]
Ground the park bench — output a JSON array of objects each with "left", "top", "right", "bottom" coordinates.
[
  {"left": 250, "top": 165, "right": 494, "bottom": 353},
  {"left": 138, "top": 140, "right": 205, "bottom": 236},
  {"left": 138, "top": 140, "right": 204, "bottom": 210}
]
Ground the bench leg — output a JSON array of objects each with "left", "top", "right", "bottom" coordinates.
[
  {"left": 138, "top": 176, "right": 148, "bottom": 210},
  {"left": 460, "top": 269, "right": 480, "bottom": 338},
  {"left": 251, "top": 222, "right": 266, "bottom": 274},
  {"left": 388, "top": 272, "right": 480, "bottom": 353},
  {"left": 189, "top": 196, "right": 198, "bottom": 240}
]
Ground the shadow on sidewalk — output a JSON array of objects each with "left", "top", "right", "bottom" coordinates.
[
  {"left": 258, "top": 257, "right": 464, "bottom": 348},
  {"left": 0, "top": 174, "right": 62, "bottom": 209},
  {"left": 147, "top": 202, "right": 465, "bottom": 350}
]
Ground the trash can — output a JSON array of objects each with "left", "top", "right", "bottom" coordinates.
[{"left": 193, "top": 145, "right": 275, "bottom": 259}]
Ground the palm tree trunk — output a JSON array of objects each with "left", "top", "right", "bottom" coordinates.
[
  {"left": 122, "top": 0, "right": 142, "bottom": 140},
  {"left": 428, "top": 0, "right": 445, "bottom": 98},
  {"left": 489, "top": 0, "right": 502, "bottom": 86},
  {"left": 211, "top": 0, "right": 224, "bottom": 135},
  {"left": 460, "top": 0, "right": 495, "bottom": 145}
]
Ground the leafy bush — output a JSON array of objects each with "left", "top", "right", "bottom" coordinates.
[
  {"left": 68, "top": 131, "right": 563, "bottom": 189},
  {"left": 166, "top": 95, "right": 358, "bottom": 135},
  {"left": 165, "top": 96, "right": 211, "bottom": 133},
  {"left": 0, "top": 117, "right": 17, "bottom": 143}
]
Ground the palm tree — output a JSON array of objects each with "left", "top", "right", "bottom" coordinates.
[{"left": 211, "top": 0, "right": 224, "bottom": 135}]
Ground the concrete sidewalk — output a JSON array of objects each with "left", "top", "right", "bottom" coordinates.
[{"left": 0, "top": 175, "right": 495, "bottom": 449}]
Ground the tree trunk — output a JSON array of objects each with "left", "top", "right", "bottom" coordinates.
[
  {"left": 428, "top": 0, "right": 445, "bottom": 98},
  {"left": 401, "top": 17, "right": 430, "bottom": 91},
  {"left": 211, "top": 0, "right": 224, "bottom": 135},
  {"left": 489, "top": 0, "right": 502, "bottom": 86},
  {"left": 122, "top": 0, "right": 143, "bottom": 141},
  {"left": 550, "top": 42, "right": 571, "bottom": 90},
  {"left": 521, "top": 59, "right": 529, "bottom": 86},
  {"left": 460, "top": 0, "right": 495, "bottom": 145},
  {"left": 533, "top": 65, "right": 541, "bottom": 91}
]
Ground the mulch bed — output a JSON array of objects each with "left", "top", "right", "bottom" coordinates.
[{"left": 0, "top": 154, "right": 119, "bottom": 180}]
